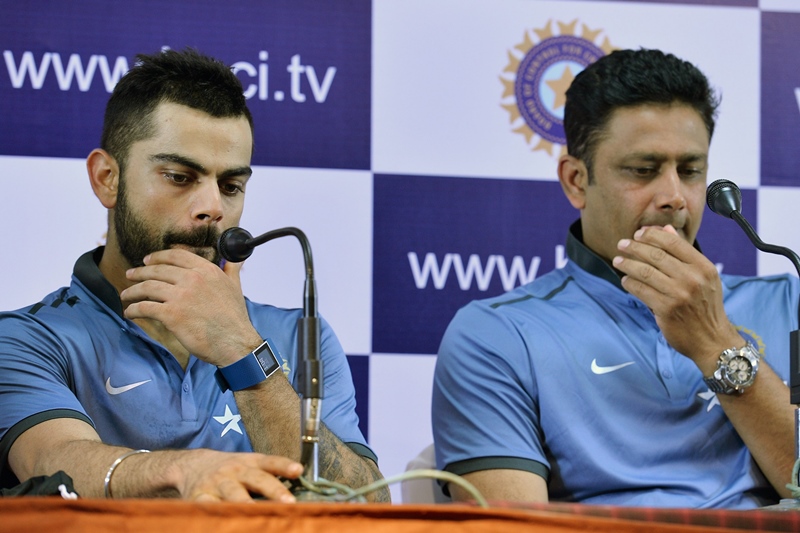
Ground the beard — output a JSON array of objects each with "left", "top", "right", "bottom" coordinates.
[{"left": 113, "top": 179, "right": 221, "bottom": 267}]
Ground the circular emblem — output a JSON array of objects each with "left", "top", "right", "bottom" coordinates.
[{"left": 500, "top": 20, "right": 616, "bottom": 155}]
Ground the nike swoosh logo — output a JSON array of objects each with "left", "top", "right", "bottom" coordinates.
[
  {"left": 591, "top": 359, "right": 635, "bottom": 375},
  {"left": 105, "top": 377, "right": 152, "bottom": 395}
]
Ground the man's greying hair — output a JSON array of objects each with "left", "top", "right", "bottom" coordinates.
[
  {"left": 563, "top": 48, "right": 720, "bottom": 177},
  {"left": 100, "top": 48, "right": 253, "bottom": 172}
]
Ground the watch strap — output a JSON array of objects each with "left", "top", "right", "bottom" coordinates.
[
  {"left": 215, "top": 338, "right": 282, "bottom": 392},
  {"left": 703, "top": 374, "right": 735, "bottom": 395}
]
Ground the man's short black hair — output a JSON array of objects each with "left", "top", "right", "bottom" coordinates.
[
  {"left": 100, "top": 48, "right": 253, "bottom": 172},
  {"left": 564, "top": 48, "right": 720, "bottom": 175}
]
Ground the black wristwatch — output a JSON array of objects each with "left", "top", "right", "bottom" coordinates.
[
  {"left": 703, "top": 342, "right": 760, "bottom": 395},
  {"left": 215, "top": 338, "right": 282, "bottom": 392}
]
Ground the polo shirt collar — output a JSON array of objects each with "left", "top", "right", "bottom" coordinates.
[{"left": 73, "top": 247, "right": 124, "bottom": 318}]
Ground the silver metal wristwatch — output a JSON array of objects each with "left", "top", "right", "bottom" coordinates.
[{"left": 702, "top": 342, "right": 760, "bottom": 395}]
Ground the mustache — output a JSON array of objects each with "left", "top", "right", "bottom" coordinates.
[{"left": 162, "top": 225, "right": 221, "bottom": 249}]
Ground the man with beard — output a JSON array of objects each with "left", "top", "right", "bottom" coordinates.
[{"left": 0, "top": 48, "right": 388, "bottom": 503}]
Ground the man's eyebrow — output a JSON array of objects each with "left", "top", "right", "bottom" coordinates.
[
  {"left": 219, "top": 166, "right": 253, "bottom": 180},
  {"left": 622, "top": 152, "right": 708, "bottom": 163},
  {"left": 677, "top": 152, "right": 708, "bottom": 164},
  {"left": 150, "top": 153, "right": 252, "bottom": 179}
]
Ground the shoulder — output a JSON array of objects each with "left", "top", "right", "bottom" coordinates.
[
  {"left": 243, "top": 299, "right": 344, "bottom": 362},
  {"left": 244, "top": 299, "right": 337, "bottom": 333},
  {"left": 244, "top": 299, "right": 302, "bottom": 326},
  {"left": 0, "top": 287, "right": 95, "bottom": 345},
  {"left": 440, "top": 268, "right": 574, "bottom": 358},
  {"left": 721, "top": 272, "right": 799, "bottom": 296},
  {"left": 449, "top": 267, "right": 576, "bottom": 326}
]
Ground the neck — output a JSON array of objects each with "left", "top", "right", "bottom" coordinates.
[
  {"left": 135, "top": 318, "right": 191, "bottom": 370},
  {"left": 97, "top": 238, "right": 137, "bottom": 295}
]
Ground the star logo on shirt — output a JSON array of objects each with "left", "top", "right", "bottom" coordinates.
[
  {"left": 213, "top": 404, "right": 243, "bottom": 437},
  {"left": 697, "top": 389, "right": 721, "bottom": 412}
]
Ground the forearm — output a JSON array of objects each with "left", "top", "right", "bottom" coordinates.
[
  {"left": 717, "top": 362, "right": 797, "bottom": 498},
  {"left": 317, "top": 426, "right": 390, "bottom": 502},
  {"left": 37, "top": 441, "right": 174, "bottom": 498},
  {"left": 235, "top": 373, "right": 389, "bottom": 502},
  {"left": 9, "top": 420, "right": 180, "bottom": 499}
]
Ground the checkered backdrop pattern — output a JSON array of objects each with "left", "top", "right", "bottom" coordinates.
[{"left": 2, "top": 0, "right": 800, "bottom": 502}]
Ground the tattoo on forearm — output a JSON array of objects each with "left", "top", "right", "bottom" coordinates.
[{"left": 318, "top": 433, "right": 390, "bottom": 502}]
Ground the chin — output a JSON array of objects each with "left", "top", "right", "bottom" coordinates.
[{"left": 170, "top": 244, "right": 216, "bottom": 260}]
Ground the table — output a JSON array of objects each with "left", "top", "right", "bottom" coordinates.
[{"left": 1, "top": 498, "right": 799, "bottom": 532}]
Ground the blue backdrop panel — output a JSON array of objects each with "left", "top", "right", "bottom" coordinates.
[
  {"left": 346, "top": 354, "right": 370, "bottom": 441},
  {"left": 697, "top": 188, "right": 758, "bottom": 276},
  {"left": 0, "top": 0, "right": 371, "bottom": 170},
  {"left": 761, "top": 11, "right": 800, "bottom": 186},
  {"left": 372, "top": 174, "right": 576, "bottom": 355}
]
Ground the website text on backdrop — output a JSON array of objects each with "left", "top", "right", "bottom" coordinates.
[
  {"left": 431, "top": 48, "right": 799, "bottom": 509},
  {"left": 0, "top": 48, "right": 389, "bottom": 503}
]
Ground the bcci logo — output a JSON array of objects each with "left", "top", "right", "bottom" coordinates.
[{"left": 500, "top": 19, "right": 616, "bottom": 155}]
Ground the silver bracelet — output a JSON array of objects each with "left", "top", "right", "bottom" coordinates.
[{"left": 103, "top": 449, "right": 150, "bottom": 499}]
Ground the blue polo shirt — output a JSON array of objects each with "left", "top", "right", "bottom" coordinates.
[
  {"left": 432, "top": 221, "right": 798, "bottom": 509},
  {"left": 0, "top": 247, "right": 375, "bottom": 488}
]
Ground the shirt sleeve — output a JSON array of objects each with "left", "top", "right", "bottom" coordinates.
[
  {"left": 431, "top": 300, "right": 548, "bottom": 480},
  {"left": 0, "top": 310, "right": 93, "bottom": 487}
]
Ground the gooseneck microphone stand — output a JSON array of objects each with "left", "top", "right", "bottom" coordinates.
[
  {"left": 217, "top": 226, "right": 324, "bottom": 497},
  {"left": 706, "top": 179, "right": 800, "bottom": 496}
]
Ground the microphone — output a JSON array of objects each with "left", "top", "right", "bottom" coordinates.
[
  {"left": 706, "top": 179, "right": 800, "bottom": 490},
  {"left": 706, "top": 179, "right": 741, "bottom": 218},
  {"left": 218, "top": 226, "right": 325, "bottom": 498},
  {"left": 706, "top": 179, "right": 800, "bottom": 277}
]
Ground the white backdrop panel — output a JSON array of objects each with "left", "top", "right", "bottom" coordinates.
[
  {"left": 238, "top": 167, "right": 373, "bottom": 356},
  {"left": 761, "top": 0, "right": 800, "bottom": 13},
  {"left": 0, "top": 156, "right": 107, "bottom": 311},
  {"left": 757, "top": 186, "right": 800, "bottom": 277},
  {"left": 372, "top": 0, "right": 759, "bottom": 186},
  {"left": 368, "top": 353, "right": 437, "bottom": 504}
]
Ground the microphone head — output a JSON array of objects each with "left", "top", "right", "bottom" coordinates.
[
  {"left": 217, "top": 227, "right": 254, "bottom": 263},
  {"left": 706, "top": 179, "right": 742, "bottom": 218}
]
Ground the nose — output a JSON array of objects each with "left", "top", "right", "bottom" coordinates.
[
  {"left": 192, "top": 181, "right": 224, "bottom": 223},
  {"left": 654, "top": 168, "right": 687, "bottom": 212}
]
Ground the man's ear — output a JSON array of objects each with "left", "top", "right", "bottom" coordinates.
[
  {"left": 557, "top": 154, "right": 589, "bottom": 210},
  {"left": 87, "top": 149, "right": 120, "bottom": 209}
]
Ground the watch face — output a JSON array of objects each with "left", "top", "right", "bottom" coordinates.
[{"left": 725, "top": 355, "right": 753, "bottom": 385}]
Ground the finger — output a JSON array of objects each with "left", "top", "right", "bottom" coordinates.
[
  {"left": 255, "top": 455, "right": 304, "bottom": 479},
  {"left": 193, "top": 492, "right": 222, "bottom": 503},
  {"left": 662, "top": 224, "right": 679, "bottom": 236},
  {"left": 144, "top": 248, "right": 213, "bottom": 268},
  {"left": 223, "top": 258, "right": 245, "bottom": 293},
  {"left": 242, "top": 473, "right": 297, "bottom": 503},
  {"left": 215, "top": 477, "right": 258, "bottom": 503},
  {"left": 123, "top": 300, "right": 170, "bottom": 321},
  {"left": 617, "top": 234, "right": 690, "bottom": 291},
  {"left": 613, "top": 255, "right": 672, "bottom": 297},
  {"left": 614, "top": 237, "right": 678, "bottom": 292},
  {"left": 125, "top": 264, "right": 190, "bottom": 285},
  {"left": 120, "top": 279, "right": 176, "bottom": 304},
  {"left": 632, "top": 226, "right": 696, "bottom": 263},
  {"left": 618, "top": 271, "right": 669, "bottom": 312}
]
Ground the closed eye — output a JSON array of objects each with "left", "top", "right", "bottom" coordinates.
[{"left": 164, "top": 171, "right": 193, "bottom": 185}]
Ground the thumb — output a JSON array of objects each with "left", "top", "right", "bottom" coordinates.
[{"left": 223, "top": 259, "right": 245, "bottom": 292}]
